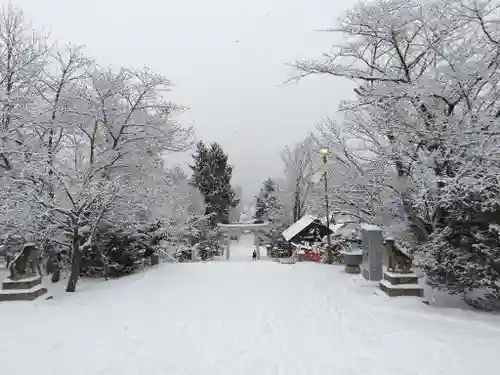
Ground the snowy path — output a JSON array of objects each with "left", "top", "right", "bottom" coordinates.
[
  {"left": 1, "top": 234, "right": 499, "bottom": 375},
  {"left": 227, "top": 233, "right": 268, "bottom": 261}
]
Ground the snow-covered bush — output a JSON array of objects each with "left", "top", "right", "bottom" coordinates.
[
  {"left": 422, "top": 224, "right": 500, "bottom": 302},
  {"left": 417, "top": 175, "right": 500, "bottom": 305},
  {"left": 79, "top": 222, "right": 159, "bottom": 278}
]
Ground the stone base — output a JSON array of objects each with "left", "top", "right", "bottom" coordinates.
[
  {"left": 345, "top": 265, "right": 361, "bottom": 274},
  {"left": 384, "top": 271, "right": 419, "bottom": 285},
  {"left": 0, "top": 276, "right": 47, "bottom": 302},
  {"left": 379, "top": 279, "right": 424, "bottom": 297},
  {"left": 2, "top": 276, "right": 42, "bottom": 290},
  {"left": 279, "top": 257, "right": 296, "bottom": 264},
  {"left": 0, "top": 285, "right": 47, "bottom": 301}
]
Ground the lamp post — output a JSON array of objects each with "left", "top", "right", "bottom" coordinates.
[{"left": 318, "top": 147, "right": 332, "bottom": 264}]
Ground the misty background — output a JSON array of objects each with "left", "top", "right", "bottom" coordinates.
[{"left": 14, "top": 0, "right": 356, "bottom": 203}]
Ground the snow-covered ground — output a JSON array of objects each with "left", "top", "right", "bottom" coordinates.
[{"left": 1, "top": 234, "right": 499, "bottom": 375}]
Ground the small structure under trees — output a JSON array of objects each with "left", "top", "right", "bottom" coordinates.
[{"left": 282, "top": 214, "right": 332, "bottom": 245}]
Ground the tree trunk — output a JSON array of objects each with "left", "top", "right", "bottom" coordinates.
[
  {"left": 401, "top": 196, "right": 431, "bottom": 243},
  {"left": 47, "top": 128, "right": 55, "bottom": 199},
  {"left": 293, "top": 187, "right": 301, "bottom": 222},
  {"left": 66, "top": 227, "right": 81, "bottom": 292}
]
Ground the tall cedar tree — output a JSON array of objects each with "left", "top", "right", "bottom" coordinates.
[
  {"left": 190, "top": 141, "right": 239, "bottom": 225},
  {"left": 254, "top": 178, "right": 279, "bottom": 222}
]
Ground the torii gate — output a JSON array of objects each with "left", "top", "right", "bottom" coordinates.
[{"left": 217, "top": 222, "right": 273, "bottom": 260}]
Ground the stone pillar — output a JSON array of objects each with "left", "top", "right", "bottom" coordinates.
[
  {"left": 225, "top": 235, "right": 231, "bottom": 261},
  {"left": 253, "top": 232, "right": 261, "bottom": 259},
  {"left": 151, "top": 253, "right": 160, "bottom": 265},
  {"left": 191, "top": 243, "right": 198, "bottom": 262},
  {"left": 360, "top": 224, "right": 383, "bottom": 281}
]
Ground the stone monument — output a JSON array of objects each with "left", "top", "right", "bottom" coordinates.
[
  {"left": 379, "top": 239, "right": 424, "bottom": 297},
  {"left": 0, "top": 243, "right": 47, "bottom": 302},
  {"left": 360, "top": 224, "right": 383, "bottom": 281}
]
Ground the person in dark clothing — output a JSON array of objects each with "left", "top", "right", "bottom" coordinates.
[{"left": 252, "top": 250, "right": 257, "bottom": 260}]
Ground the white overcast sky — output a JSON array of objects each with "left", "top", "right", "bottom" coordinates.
[{"left": 14, "top": 0, "right": 356, "bottom": 202}]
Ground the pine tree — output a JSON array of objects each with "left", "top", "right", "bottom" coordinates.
[
  {"left": 190, "top": 141, "right": 239, "bottom": 226},
  {"left": 254, "top": 178, "right": 280, "bottom": 222}
]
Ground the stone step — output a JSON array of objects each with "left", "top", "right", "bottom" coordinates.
[
  {"left": 379, "top": 279, "right": 424, "bottom": 297},
  {"left": 2, "top": 276, "right": 42, "bottom": 290},
  {"left": 0, "top": 284, "right": 47, "bottom": 301},
  {"left": 383, "top": 271, "right": 419, "bottom": 285}
]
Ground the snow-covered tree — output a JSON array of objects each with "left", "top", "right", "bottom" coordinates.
[
  {"left": 280, "top": 135, "right": 316, "bottom": 222},
  {"left": 0, "top": 4, "right": 196, "bottom": 291},
  {"left": 254, "top": 178, "right": 280, "bottom": 222},
  {"left": 229, "top": 186, "right": 243, "bottom": 222},
  {"left": 44, "top": 65, "right": 193, "bottom": 291},
  {"left": 306, "top": 118, "right": 403, "bottom": 226},
  {"left": 156, "top": 166, "right": 205, "bottom": 241},
  {"left": 292, "top": 0, "right": 500, "bottom": 303},
  {"left": 0, "top": 5, "right": 49, "bottom": 240},
  {"left": 0, "top": 4, "right": 48, "bottom": 174},
  {"left": 189, "top": 141, "right": 239, "bottom": 226}
]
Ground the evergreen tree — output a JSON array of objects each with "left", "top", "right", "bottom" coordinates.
[
  {"left": 190, "top": 141, "right": 239, "bottom": 225},
  {"left": 254, "top": 178, "right": 280, "bottom": 222}
]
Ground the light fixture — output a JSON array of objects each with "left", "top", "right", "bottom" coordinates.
[{"left": 318, "top": 147, "right": 329, "bottom": 155}]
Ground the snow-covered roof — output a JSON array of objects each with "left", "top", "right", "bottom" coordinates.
[
  {"left": 321, "top": 214, "right": 358, "bottom": 225},
  {"left": 360, "top": 223, "right": 381, "bottom": 231},
  {"left": 330, "top": 223, "right": 345, "bottom": 233},
  {"left": 282, "top": 214, "right": 321, "bottom": 242},
  {"left": 218, "top": 222, "right": 272, "bottom": 230},
  {"left": 330, "top": 222, "right": 360, "bottom": 237}
]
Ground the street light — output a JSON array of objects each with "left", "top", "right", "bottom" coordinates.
[
  {"left": 318, "top": 146, "right": 333, "bottom": 264},
  {"left": 318, "top": 147, "right": 329, "bottom": 155}
]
